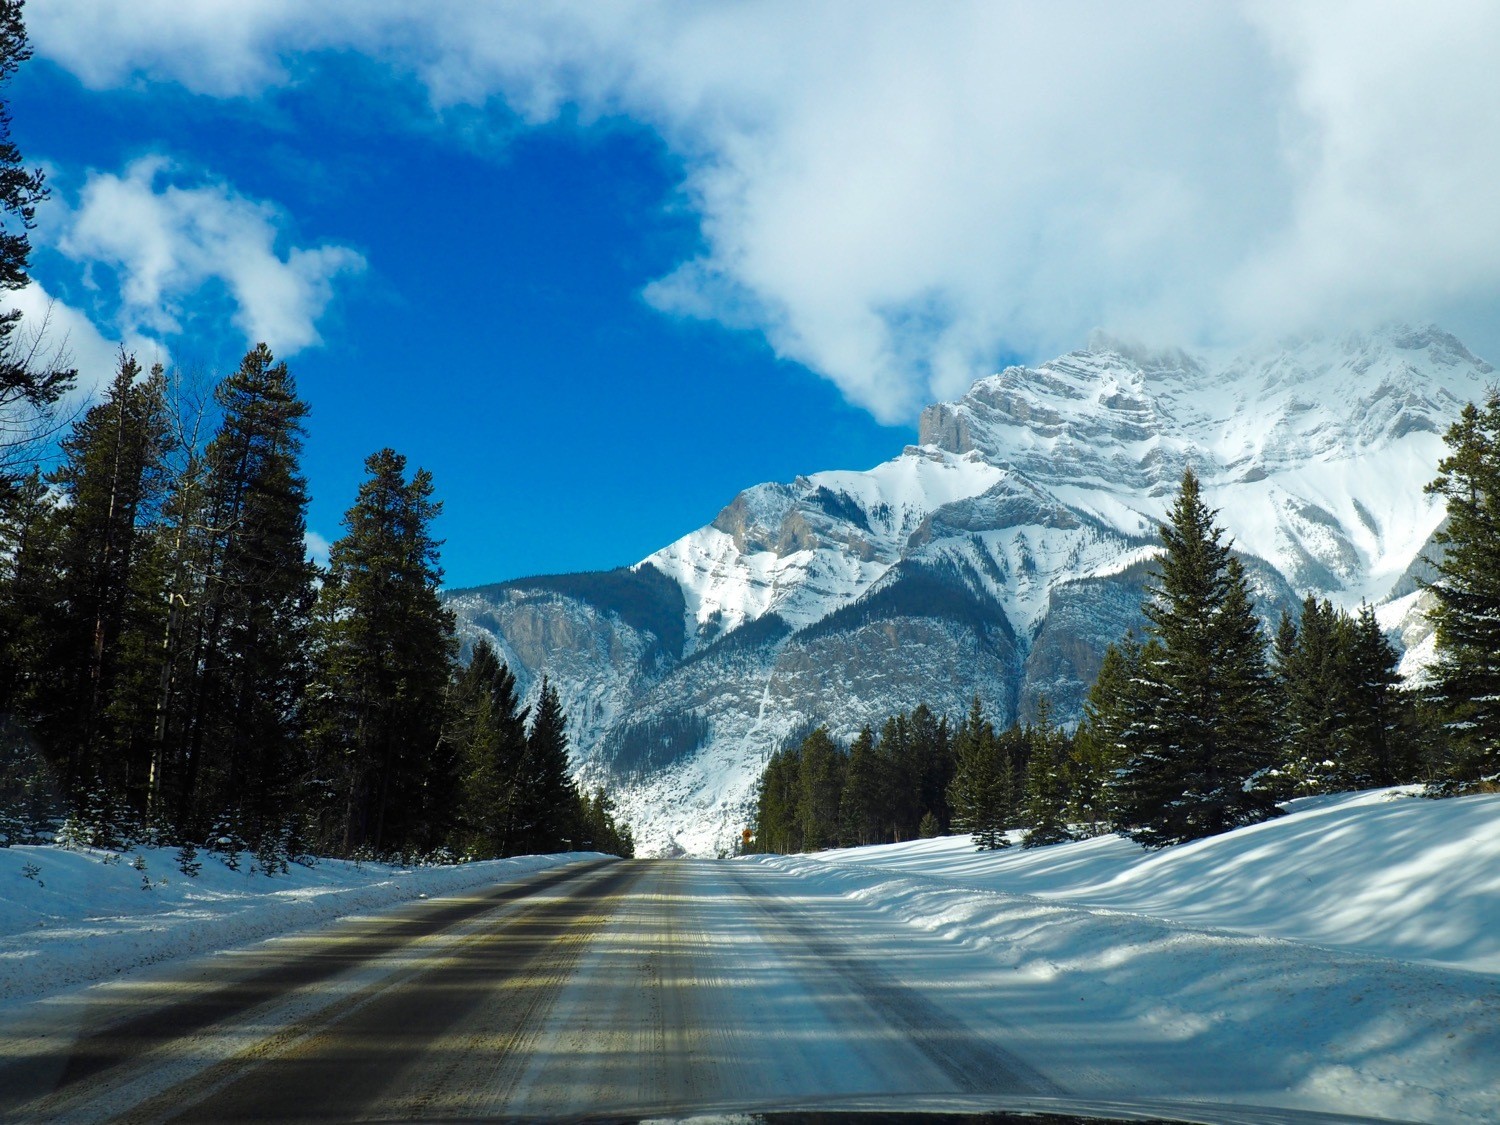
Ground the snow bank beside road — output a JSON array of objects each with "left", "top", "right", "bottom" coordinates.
[
  {"left": 810, "top": 787, "right": 1500, "bottom": 974},
  {"left": 0, "top": 845, "right": 597, "bottom": 1008},
  {"left": 750, "top": 839, "right": 1500, "bottom": 1123}
]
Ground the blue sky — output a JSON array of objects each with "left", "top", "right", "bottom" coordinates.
[
  {"left": 11, "top": 3, "right": 1500, "bottom": 586},
  {"left": 12, "top": 51, "right": 910, "bottom": 587}
]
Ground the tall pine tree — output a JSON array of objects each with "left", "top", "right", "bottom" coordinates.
[
  {"left": 1424, "top": 394, "right": 1500, "bottom": 786},
  {"left": 307, "top": 448, "right": 456, "bottom": 856},
  {"left": 1116, "top": 468, "right": 1278, "bottom": 846}
]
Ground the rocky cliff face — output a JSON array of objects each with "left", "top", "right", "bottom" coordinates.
[{"left": 447, "top": 325, "right": 1490, "bottom": 855}]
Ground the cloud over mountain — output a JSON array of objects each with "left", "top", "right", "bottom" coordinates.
[{"left": 29, "top": 2, "right": 1500, "bottom": 419}]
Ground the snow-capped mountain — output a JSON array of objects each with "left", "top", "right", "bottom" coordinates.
[{"left": 447, "top": 325, "right": 1490, "bottom": 855}]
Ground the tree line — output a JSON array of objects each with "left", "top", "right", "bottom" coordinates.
[
  {"left": 0, "top": 347, "right": 633, "bottom": 863},
  {"left": 0, "top": 5, "right": 630, "bottom": 865},
  {"left": 754, "top": 422, "right": 1500, "bottom": 854}
]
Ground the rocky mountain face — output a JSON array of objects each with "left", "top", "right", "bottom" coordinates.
[{"left": 446, "top": 326, "right": 1490, "bottom": 855}]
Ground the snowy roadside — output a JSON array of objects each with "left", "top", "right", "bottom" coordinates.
[
  {"left": 806, "top": 787, "right": 1500, "bottom": 974},
  {"left": 744, "top": 787, "right": 1500, "bottom": 1123},
  {"left": 0, "top": 845, "right": 605, "bottom": 1009},
  {"left": 746, "top": 850, "right": 1499, "bottom": 1123}
]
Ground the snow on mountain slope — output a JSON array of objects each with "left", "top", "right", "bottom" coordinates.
[{"left": 451, "top": 325, "right": 1491, "bottom": 855}]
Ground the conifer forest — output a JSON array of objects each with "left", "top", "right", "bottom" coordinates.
[{"left": 752, "top": 446, "right": 1500, "bottom": 855}]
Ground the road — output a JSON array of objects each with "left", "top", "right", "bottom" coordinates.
[{"left": 0, "top": 858, "right": 1067, "bottom": 1122}]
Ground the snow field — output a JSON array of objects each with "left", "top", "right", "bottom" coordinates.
[
  {"left": 749, "top": 787, "right": 1500, "bottom": 1122},
  {"left": 0, "top": 844, "right": 598, "bottom": 1008},
  {"left": 806, "top": 788, "right": 1500, "bottom": 974}
]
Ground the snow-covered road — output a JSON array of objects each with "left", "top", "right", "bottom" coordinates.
[{"left": 0, "top": 857, "right": 1491, "bottom": 1122}]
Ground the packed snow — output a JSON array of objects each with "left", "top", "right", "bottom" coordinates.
[
  {"left": 0, "top": 844, "right": 595, "bottom": 1008},
  {"left": 739, "top": 786, "right": 1500, "bottom": 1122},
  {"left": 805, "top": 788, "right": 1500, "bottom": 974}
]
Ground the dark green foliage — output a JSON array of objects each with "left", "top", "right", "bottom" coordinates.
[
  {"left": 838, "top": 726, "right": 883, "bottom": 847},
  {"left": 461, "top": 562, "right": 687, "bottom": 660},
  {"left": 1424, "top": 394, "right": 1500, "bottom": 785},
  {"left": 509, "top": 679, "right": 583, "bottom": 855},
  {"left": 0, "top": 0, "right": 74, "bottom": 450},
  {"left": 797, "top": 727, "right": 845, "bottom": 851},
  {"left": 1068, "top": 637, "right": 1136, "bottom": 833},
  {"left": 165, "top": 345, "right": 317, "bottom": 846},
  {"left": 1021, "top": 699, "right": 1073, "bottom": 848},
  {"left": 751, "top": 744, "right": 803, "bottom": 854},
  {"left": 306, "top": 448, "right": 457, "bottom": 856},
  {"left": 601, "top": 710, "right": 709, "bottom": 777},
  {"left": 752, "top": 704, "right": 962, "bottom": 853},
  {"left": 1115, "top": 469, "right": 1279, "bottom": 847},
  {"left": 576, "top": 785, "right": 634, "bottom": 858},
  {"left": 448, "top": 638, "right": 529, "bottom": 857},
  {"left": 948, "top": 696, "right": 1014, "bottom": 849},
  {"left": 40, "top": 355, "right": 171, "bottom": 810}
]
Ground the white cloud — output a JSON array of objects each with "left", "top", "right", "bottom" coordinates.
[
  {"left": 53, "top": 157, "right": 364, "bottom": 357},
  {"left": 304, "top": 529, "right": 332, "bottom": 569},
  {"left": 5, "top": 281, "right": 168, "bottom": 402},
  {"left": 30, "top": 1, "right": 1500, "bottom": 419}
]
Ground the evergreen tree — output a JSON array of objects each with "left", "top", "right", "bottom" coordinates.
[
  {"left": 838, "top": 726, "right": 883, "bottom": 846},
  {"left": 41, "top": 355, "right": 171, "bottom": 817},
  {"left": 164, "top": 345, "right": 316, "bottom": 848},
  {"left": 908, "top": 703, "right": 954, "bottom": 833},
  {"left": 577, "top": 785, "right": 634, "bottom": 857},
  {"left": 307, "top": 448, "right": 456, "bottom": 856},
  {"left": 1021, "top": 698, "right": 1072, "bottom": 847},
  {"left": 1273, "top": 597, "right": 1349, "bottom": 796},
  {"left": 1423, "top": 393, "right": 1500, "bottom": 786},
  {"left": 448, "top": 638, "right": 529, "bottom": 857},
  {"left": 751, "top": 745, "right": 802, "bottom": 854},
  {"left": 511, "top": 678, "right": 582, "bottom": 855},
  {"left": 948, "top": 696, "right": 1011, "bottom": 850},
  {"left": 876, "top": 711, "right": 922, "bottom": 841},
  {"left": 1069, "top": 638, "right": 1137, "bottom": 832},
  {"left": 796, "top": 726, "right": 845, "bottom": 851},
  {"left": 1116, "top": 468, "right": 1279, "bottom": 846},
  {"left": 0, "top": 1, "right": 74, "bottom": 460},
  {"left": 1345, "top": 603, "right": 1404, "bottom": 786}
]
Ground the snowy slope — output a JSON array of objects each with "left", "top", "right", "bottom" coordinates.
[
  {"left": 805, "top": 787, "right": 1500, "bottom": 974},
  {"left": 452, "top": 325, "right": 1492, "bottom": 855}
]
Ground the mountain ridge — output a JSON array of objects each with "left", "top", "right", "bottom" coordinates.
[{"left": 448, "top": 324, "right": 1487, "bottom": 855}]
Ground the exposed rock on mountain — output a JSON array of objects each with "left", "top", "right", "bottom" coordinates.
[{"left": 447, "top": 325, "right": 1489, "bottom": 855}]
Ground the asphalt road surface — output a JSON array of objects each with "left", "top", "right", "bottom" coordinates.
[{"left": 0, "top": 858, "right": 1067, "bottom": 1122}]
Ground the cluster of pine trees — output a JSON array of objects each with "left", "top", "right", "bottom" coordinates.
[
  {"left": 749, "top": 701, "right": 1078, "bottom": 853},
  {"left": 0, "top": 6, "right": 631, "bottom": 864},
  {"left": 0, "top": 348, "right": 633, "bottom": 863},
  {"left": 753, "top": 458, "right": 1492, "bottom": 856}
]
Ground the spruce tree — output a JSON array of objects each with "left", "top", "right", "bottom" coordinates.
[
  {"left": 1116, "top": 468, "right": 1278, "bottom": 846},
  {"left": 1345, "top": 603, "right": 1404, "bottom": 786},
  {"left": 1021, "top": 698, "right": 1072, "bottom": 848},
  {"left": 751, "top": 745, "right": 802, "bottom": 854},
  {"left": 1424, "top": 394, "right": 1500, "bottom": 786},
  {"left": 307, "top": 448, "right": 456, "bottom": 856},
  {"left": 1070, "top": 638, "right": 1137, "bottom": 833},
  {"left": 165, "top": 345, "right": 316, "bottom": 849},
  {"left": 796, "top": 727, "right": 845, "bottom": 852},
  {"left": 0, "top": 1, "right": 74, "bottom": 459},
  {"left": 448, "top": 638, "right": 530, "bottom": 857},
  {"left": 838, "top": 726, "right": 883, "bottom": 847},
  {"left": 512, "top": 678, "right": 582, "bottom": 855},
  {"left": 948, "top": 696, "right": 1011, "bottom": 850},
  {"left": 42, "top": 355, "right": 171, "bottom": 818}
]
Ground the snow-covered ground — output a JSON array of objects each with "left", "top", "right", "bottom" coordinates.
[
  {"left": 804, "top": 787, "right": 1500, "bottom": 974},
  {"left": 0, "top": 843, "right": 597, "bottom": 1008},
  {"left": 718, "top": 788, "right": 1500, "bottom": 1122}
]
